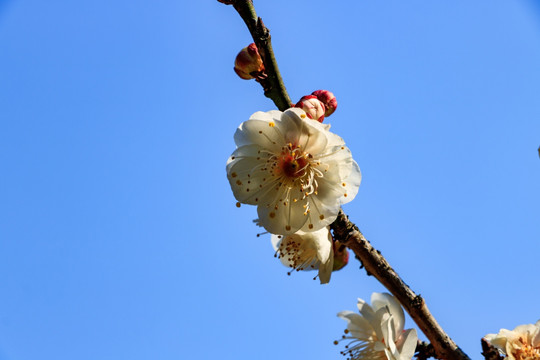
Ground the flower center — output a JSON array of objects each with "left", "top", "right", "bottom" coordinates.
[
  {"left": 269, "top": 143, "right": 322, "bottom": 201},
  {"left": 277, "top": 144, "right": 309, "bottom": 179},
  {"left": 513, "top": 338, "right": 540, "bottom": 360}
]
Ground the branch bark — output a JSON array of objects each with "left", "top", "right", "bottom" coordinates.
[
  {"left": 416, "top": 341, "right": 437, "bottom": 360},
  {"left": 219, "top": 0, "right": 292, "bottom": 111},
  {"left": 481, "top": 338, "right": 504, "bottom": 360},
  {"left": 330, "top": 210, "right": 471, "bottom": 360}
]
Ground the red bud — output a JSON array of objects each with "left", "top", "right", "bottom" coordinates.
[
  {"left": 312, "top": 90, "right": 337, "bottom": 117},
  {"left": 234, "top": 43, "right": 265, "bottom": 80},
  {"left": 295, "top": 95, "right": 326, "bottom": 123}
]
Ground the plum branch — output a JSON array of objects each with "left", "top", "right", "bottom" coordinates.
[
  {"left": 219, "top": 0, "right": 291, "bottom": 111},
  {"left": 331, "top": 210, "right": 471, "bottom": 360},
  {"left": 219, "top": 2, "right": 472, "bottom": 360}
]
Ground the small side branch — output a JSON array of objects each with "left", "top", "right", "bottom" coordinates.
[
  {"left": 481, "top": 338, "right": 503, "bottom": 360},
  {"left": 218, "top": 0, "right": 292, "bottom": 111},
  {"left": 330, "top": 210, "right": 471, "bottom": 360},
  {"left": 416, "top": 341, "right": 437, "bottom": 360}
]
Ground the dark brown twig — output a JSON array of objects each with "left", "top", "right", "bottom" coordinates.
[
  {"left": 416, "top": 341, "right": 437, "bottom": 360},
  {"left": 219, "top": 0, "right": 292, "bottom": 111},
  {"left": 330, "top": 210, "right": 471, "bottom": 360},
  {"left": 481, "top": 338, "right": 504, "bottom": 360}
]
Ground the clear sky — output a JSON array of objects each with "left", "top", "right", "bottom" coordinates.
[{"left": 0, "top": 1, "right": 539, "bottom": 359}]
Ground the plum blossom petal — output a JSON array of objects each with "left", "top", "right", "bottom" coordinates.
[
  {"left": 371, "top": 292, "right": 405, "bottom": 335},
  {"left": 270, "top": 226, "right": 334, "bottom": 284},
  {"left": 337, "top": 292, "right": 418, "bottom": 360},
  {"left": 227, "top": 108, "right": 361, "bottom": 235}
]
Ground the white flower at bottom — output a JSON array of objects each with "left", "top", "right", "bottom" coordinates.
[
  {"left": 271, "top": 227, "right": 334, "bottom": 284},
  {"left": 484, "top": 320, "right": 540, "bottom": 360},
  {"left": 226, "top": 108, "right": 361, "bottom": 235},
  {"left": 337, "top": 292, "right": 418, "bottom": 360}
]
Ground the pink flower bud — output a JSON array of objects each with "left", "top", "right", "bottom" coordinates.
[
  {"left": 234, "top": 43, "right": 265, "bottom": 80},
  {"left": 312, "top": 90, "right": 338, "bottom": 117},
  {"left": 295, "top": 95, "right": 326, "bottom": 122},
  {"left": 332, "top": 242, "right": 349, "bottom": 271}
]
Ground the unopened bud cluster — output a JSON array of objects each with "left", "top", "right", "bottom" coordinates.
[
  {"left": 232, "top": 45, "right": 338, "bottom": 124},
  {"left": 294, "top": 90, "right": 338, "bottom": 123}
]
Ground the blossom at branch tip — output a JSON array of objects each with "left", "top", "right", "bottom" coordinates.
[
  {"left": 226, "top": 108, "right": 361, "bottom": 235},
  {"left": 484, "top": 321, "right": 540, "bottom": 360},
  {"left": 234, "top": 43, "right": 265, "bottom": 80},
  {"left": 336, "top": 293, "right": 418, "bottom": 360},
  {"left": 271, "top": 227, "right": 334, "bottom": 284}
]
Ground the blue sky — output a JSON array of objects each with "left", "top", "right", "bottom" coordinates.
[{"left": 0, "top": 1, "right": 539, "bottom": 359}]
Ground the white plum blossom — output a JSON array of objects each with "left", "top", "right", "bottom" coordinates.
[
  {"left": 226, "top": 108, "right": 361, "bottom": 235},
  {"left": 337, "top": 292, "right": 418, "bottom": 360},
  {"left": 484, "top": 320, "right": 540, "bottom": 360},
  {"left": 271, "top": 226, "right": 334, "bottom": 284}
]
